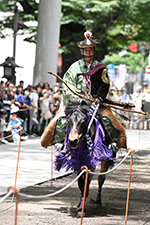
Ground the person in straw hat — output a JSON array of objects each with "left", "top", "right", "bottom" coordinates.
[{"left": 60, "top": 30, "right": 110, "bottom": 108}]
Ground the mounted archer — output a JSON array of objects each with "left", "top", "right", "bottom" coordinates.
[
  {"left": 60, "top": 31, "right": 110, "bottom": 108},
  {"left": 41, "top": 31, "right": 126, "bottom": 149}
]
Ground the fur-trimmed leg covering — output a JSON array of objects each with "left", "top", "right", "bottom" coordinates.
[{"left": 41, "top": 109, "right": 65, "bottom": 147}]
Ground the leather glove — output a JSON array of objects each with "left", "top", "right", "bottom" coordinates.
[
  {"left": 94, "top": 97, "right": 103, "bottom": 104},
  {"left": 94, "top": 98, "right": 100, "bottom": 104}
]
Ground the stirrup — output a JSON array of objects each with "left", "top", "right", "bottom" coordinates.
[{"left": 109, "top": 142, "right": 119, "bottom": 153}]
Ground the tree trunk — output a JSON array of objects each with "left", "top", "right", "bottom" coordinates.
[{"left": 33, "top": 0, "right": 62, "bottom": 86}]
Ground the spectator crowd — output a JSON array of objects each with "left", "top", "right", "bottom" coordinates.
[
  {"left": 0, "top": 77, "right": 150, "bottom": 144},
  {"left": 0, "top": 78, "right": 62, "bottom": 144},
  {"left": 107, "top": 83, "right": 150, "bottom": 114}
]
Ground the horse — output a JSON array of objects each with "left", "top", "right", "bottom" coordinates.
[{"left": 54, "top": 98, "right": 127, "bottom": 217}]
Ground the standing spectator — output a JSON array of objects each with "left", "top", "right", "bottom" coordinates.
[
  {"left": 19, "top": 80, "right": 24, "bottom": 89},
  {"left": 36, "top": 84, "right": 42, "bottom": 126},
  {"left": 11, "top": 87, "right": 17, "bottom": 100},
  {"left": 39, "top": 82, "right": 44, "bottom": 89},
  {"left": 39, "top": 89, "right": 52, "bottom": 135},
  {"left": 52, "top": 83, "right": 60, "bottom": 93},
  {"left": 108, "top": 86, "right": 118, "bottom": 101},
  {"left": 107, "top": 90, "right": 114, "bottom": 100},
  {"left": 0, "top": 89, "right": 6, "bottom": 103},
  {"left": 43, "top": 82, "right": 53, "bottom": 94},
  {"left": 15, "top": 88, "right": 31, "bottom": 134},
  {"left": 121, "top": 87, "right": 130, "bottom": 104},
  {"left": 2, "top": 82, "right": 14, "bottom": 122},
  {"left": 0, "top": 108, "right": 7, "bottom": 144},
  {"left": 5, "top": 80, "right": 10, "bottom": 90},
  {"left": 143, "top": 86, "right": 150, "bottom": 113},
  {"left": 143, "top": 86, "right": 150, "bottom": 129},
  {"left": 132, "top": 85, "right": 145, "bottom": 111},
  {"left": 50, "top": 91, "right": 61, "bottom": 117},
  {"left": 16, "top": 85, "right": 23, "bottom": 96},
  {"left": 115, "top": 89, "right": 122, "bottom": 102},
  {"left": 0, "top": 80, "right": 6, "bottom": 91},
  {"left": 29, "top": 85, "right": 39, "bottom": 135}
]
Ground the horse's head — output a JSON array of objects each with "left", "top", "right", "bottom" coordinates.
[{"left": 65, "top": 98, "right": 91, "bottom": 149}]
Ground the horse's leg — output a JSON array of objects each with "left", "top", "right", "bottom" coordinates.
[
  {"left": 95, "top": 160, "right": 108, "bottom": 206},
  {"left": 77, "top": 168, "right": 95, "bottom": 214}
]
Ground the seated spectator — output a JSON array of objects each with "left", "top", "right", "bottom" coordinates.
[{"left": 7, "top": 106, "right": 22, "bottom": 141}]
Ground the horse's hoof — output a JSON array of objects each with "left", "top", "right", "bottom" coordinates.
[
  {"left": 94, "top": 201, "right": 102, "bottom": 209},
  {"left": 77, "top": 209, "right": 86, "bottom": 218},
  {"left": 76, "top": 201, "right": 86, "bottom": 211}
]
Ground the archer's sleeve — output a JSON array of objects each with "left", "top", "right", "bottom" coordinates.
[
  {"left": 60, "top": 63, "right": 78, "bottom": 108},
  {"left": 96, "top": 68, "right": 110, "bottom": 101}
]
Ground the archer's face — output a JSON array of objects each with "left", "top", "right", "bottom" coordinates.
[{"left": 81, "top": 47, "right": 95, "bottom": 63}]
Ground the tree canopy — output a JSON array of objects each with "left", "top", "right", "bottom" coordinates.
[{"left": 0, "top": 0, "right": 150, "bottom": 73}]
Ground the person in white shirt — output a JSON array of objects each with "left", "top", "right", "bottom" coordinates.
[
  {"left": 29, "top": 85, "right": 39, "bottom": 135},
  {"left": 39, "top": 89, "right": 52, "bottom": 135},
  {"left": 132, "top": 85, "right": 145, "bottom": 111}
]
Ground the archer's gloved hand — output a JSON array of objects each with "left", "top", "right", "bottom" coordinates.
[
  {"left": 94, "top": 98, "right": 100, "bottom": 104},
  {"left": 98, "top": 97, "right": 103, "bottom": 102},
  {"left": 94, "top": 97, "right": 103, "bottom": 104}
]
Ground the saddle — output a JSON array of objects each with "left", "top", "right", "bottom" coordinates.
[{"left": 41, "top": 104, "right": 127, "bottom": 150}]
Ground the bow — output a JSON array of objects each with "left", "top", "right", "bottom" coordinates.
[{"left": 48, "top": 71, "right": 147, "bottom": 116}]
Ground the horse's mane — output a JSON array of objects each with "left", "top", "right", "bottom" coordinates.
[{"left": 65, "top": 98, "right": 92, "bottom": 116}]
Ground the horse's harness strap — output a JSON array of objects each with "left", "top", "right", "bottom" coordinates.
[
  {"left": 66, "top": 104, "right": 100, "bottom": 135},
  {"left": 87, "top": 103, "right": 100, "bottom": 132}
]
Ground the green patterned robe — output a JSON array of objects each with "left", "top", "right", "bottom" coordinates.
[{"left": 60, "top": 58, "right": 101, "bottom": 108}]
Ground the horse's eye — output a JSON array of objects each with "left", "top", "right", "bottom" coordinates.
[
  {"left": 68, "top": 120, "right": 73, "bottom": 129},
  {"left": 79, "top": 121, "right": 86, "bottom": 134}
]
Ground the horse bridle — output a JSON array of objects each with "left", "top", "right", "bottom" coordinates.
[{"left": 66, "top": 107, "right": 94, "bottom": 140}]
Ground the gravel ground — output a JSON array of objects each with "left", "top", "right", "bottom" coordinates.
[{"left": 0, "top": 149, "right": 150, "bottom": 225}]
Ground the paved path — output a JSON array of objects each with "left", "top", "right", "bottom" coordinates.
[
  {"left": 0, "top": 137, "right": 71, "bottom": 196},
  {"left": 126, "top": 129, "right": 150, "bottom": 150},
  {"left": 0, "top": 129, "right": 150, "bottom": 196}
]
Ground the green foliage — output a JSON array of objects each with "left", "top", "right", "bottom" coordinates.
[
  {"left": 0, "top": 0, "right": 150, "bottom": 69},
  {"left": 105, "top": 51, "right": 148, "bottom": 74}
]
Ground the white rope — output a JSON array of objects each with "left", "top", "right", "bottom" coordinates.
[
  {"left": 0, "top": 128, "right": 21, "bottom": 141},
  {"left": 133, "top": 153, "right": 150, "bottom": 160},
  {"left": 0, "top": 190, "right": 13, "bottom": 203},
  {"left": 18, "top": 169, "right": 86, "bottom": 199},
  {"left": 0, "top": 204, "right": 14, "bottom": 213},
  {"left": 0, "top": 144, "right": 149, "bottom": 202},
  {"left": 89, "top": 150, "right": 131, "bottom": 175}
]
